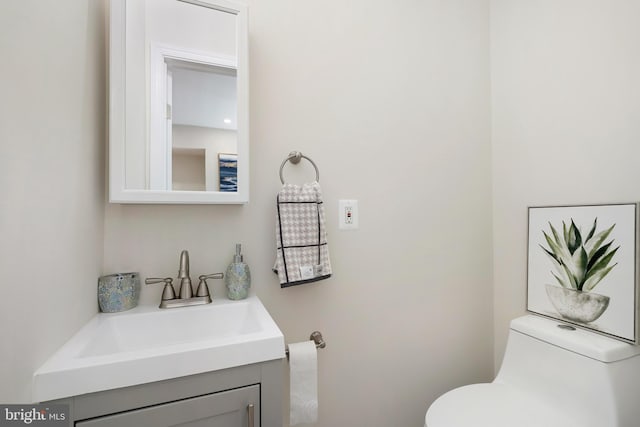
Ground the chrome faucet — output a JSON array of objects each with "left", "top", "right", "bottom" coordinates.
[{"left": 145, "top": 250, "right": 223, "bottom": 309}]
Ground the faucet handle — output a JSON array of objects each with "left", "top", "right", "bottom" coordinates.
[
  {"left": 196, "top": 273, "right": 224, "bottom": 298},
  {"left": 145, "top": 277, "right": 173, "bottom": 284},
  {"left": 145, "top": 277, "right": 176, "bottom": 301},
  {"left": 199, "top": 273, "right": 224, "bottom": 280}
]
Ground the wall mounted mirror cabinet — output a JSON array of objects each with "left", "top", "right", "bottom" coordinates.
[{"left": 109, "top": 0, "right": 249, "bottom": 204}]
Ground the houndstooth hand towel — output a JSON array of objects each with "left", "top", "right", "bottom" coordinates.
[{"left": 274, "top": 181, "right": 332, "bottom": 287}]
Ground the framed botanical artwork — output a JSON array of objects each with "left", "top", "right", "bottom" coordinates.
[
  {"left": 218, "top": 153, "right": 237, "bottom": 192},
  {"left": 527, "top": 203, "right": 639, "bottom": 343}
]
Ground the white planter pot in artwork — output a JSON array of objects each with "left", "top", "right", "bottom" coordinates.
[{"left": 545, "top": 284, "right": 610, "bottom": 324}]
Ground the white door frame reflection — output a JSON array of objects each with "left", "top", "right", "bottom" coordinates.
[{"left": 149, "top": 45, "right": 237, "bottom": 192}]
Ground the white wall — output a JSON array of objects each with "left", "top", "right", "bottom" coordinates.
[
  {"left": 0, "top": 0, "right": 106, "bottom": 402},
  {"left": 491, "top": 0, "right": 640, "bottom": 367},
  {"left": 104, "top": 0, "right": 493, "bottom": 425}
]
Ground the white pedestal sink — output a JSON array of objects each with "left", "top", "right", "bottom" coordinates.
[{"left": 32, "top": 296, "right": 285, "bottom": 402}]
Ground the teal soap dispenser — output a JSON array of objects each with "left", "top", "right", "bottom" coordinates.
[{"left": 225, "top": 244, "right": 251, "bottom": 300}]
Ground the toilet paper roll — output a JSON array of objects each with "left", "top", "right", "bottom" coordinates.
[{"left": 289, "top": 340, "right": 318, "bottom": 425}]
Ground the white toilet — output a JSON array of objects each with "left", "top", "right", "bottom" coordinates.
[{"left": 425, "top": 314, "right": 640, "bottom": 427}]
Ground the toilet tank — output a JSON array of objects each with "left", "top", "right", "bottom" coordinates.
[{"left": 495, "top": 315, "right": 640, "bottom": 427}]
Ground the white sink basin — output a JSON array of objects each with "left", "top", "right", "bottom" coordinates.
[{"left": 33, "top": 296, "right": 285, "bottom": 402}]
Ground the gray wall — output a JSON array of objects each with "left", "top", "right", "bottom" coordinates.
[
  {"left": 0, "top": 0, "right": 107, "bottom": 403},
  {"left": 104, "top": 1, "right": 494, "bottom": 426},
  {"left": 492, "top": 0, "right": 640, "bottom": 367},
  {"left": 1, "top": 1, "right": 495, "bottom": 426}
]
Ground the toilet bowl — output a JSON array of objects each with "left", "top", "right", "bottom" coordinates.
[{"left": 425, "top": 315, "right": 640, "bottom": 427}]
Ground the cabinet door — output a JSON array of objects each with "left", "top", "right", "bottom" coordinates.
[{"left": 76, "top": 384, "right": 259, "bottom": 427}]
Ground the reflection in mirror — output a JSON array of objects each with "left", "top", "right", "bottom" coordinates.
[
  {"left": 150, "top": 55, "right": 238, "bottom": 192},
  {"left": 109, "top": 0, "right": 248, "bottom": 204}
]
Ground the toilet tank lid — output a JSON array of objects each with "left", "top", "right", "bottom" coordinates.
[{"left": 510, "top": 315, "right": 640, "bottom": 362}]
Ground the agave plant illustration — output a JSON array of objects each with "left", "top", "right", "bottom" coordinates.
[{"left": 540, "top": 218, "right": 619, "bottom": 292}]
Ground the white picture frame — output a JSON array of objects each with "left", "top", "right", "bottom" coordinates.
[{"left": 527, "top": 203, "right": 639, "bottom": 343}]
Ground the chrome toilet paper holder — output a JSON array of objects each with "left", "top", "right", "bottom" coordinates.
[{"left": 285, "top": 331, "right": 326, "bottom": 360}]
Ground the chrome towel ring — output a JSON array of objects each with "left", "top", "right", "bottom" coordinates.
[{"left": 279, "top": 151, "right": 320, "bottom": 184}]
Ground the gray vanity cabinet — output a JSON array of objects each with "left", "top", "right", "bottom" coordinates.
[
  {"left": 49, "top": 360, "right": 282, "bottom": 427},
  {"left": 76, "top": 384, "right": 259, "bottom": 427}
]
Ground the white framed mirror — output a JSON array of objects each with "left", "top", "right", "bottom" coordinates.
[{"left": 109, "top": 0, "right": 249, "bottom": 204}]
